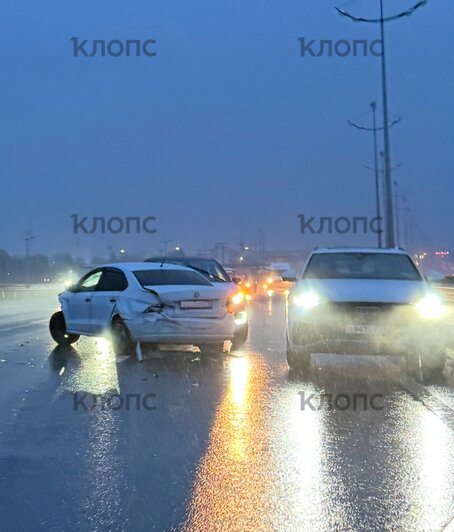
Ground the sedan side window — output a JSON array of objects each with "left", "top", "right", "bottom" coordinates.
[
  {"left": 76, "top": 271, "right": 102, "bottom": 292},
  {"left": 97, "top": 270, "right": 128, "bottom": 292}
]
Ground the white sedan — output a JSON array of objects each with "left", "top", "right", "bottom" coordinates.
[
  {"left": 284, "top": 248, "right": 452, "bottom": 381},
  {"left": 49, "top": 262, "right": 244, "bottom": 358}
]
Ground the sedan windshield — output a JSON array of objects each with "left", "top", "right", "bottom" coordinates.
[
  {"left": 303, "top": 253, "right": 423, "bottom": 281},
  {"left": 147, "top": 258, "right": 231, "bottom": 283}
]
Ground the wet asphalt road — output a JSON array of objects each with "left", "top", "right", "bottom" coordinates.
[{"left": 1, "top": 290, "right": 454, "bottom": 531}]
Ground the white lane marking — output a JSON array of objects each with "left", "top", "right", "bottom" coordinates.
[{"left": 377, "top": 357, "right": 454, "bottom": 427}]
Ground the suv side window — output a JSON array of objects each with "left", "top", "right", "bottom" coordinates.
[{"left": 97, "top": 269, "right": 128, "bottom": 292}]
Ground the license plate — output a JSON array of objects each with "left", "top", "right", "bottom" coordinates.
[
  {"left": 345, "top": 324, "right": 382, "bottom": 335},
  {"left": 180, "top": 300, "right": 213, "bottom": 309}
]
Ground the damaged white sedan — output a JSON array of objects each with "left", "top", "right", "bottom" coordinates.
[{"left": 49, "top": 262, "right": 241, "bottom": 359}]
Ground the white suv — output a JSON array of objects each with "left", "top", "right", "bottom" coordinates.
[{"left": 285, "top": 248, "right": 451, "bottom": 381}]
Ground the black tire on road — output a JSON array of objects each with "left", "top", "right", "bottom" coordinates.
[
  {"left": 112, "top": 318, "right": 135, "bottom": 357},
  {"left": 232, "top": 324, "right": 249, "bottom": 351},
  {"left": 286, "top": 337, "right": 311, "bottom": 372},
  {"left": 49, "top": 311, "right": 80, "bottom": 345}
]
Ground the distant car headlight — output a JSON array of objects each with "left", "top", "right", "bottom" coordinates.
[
  {"left": 415, "top": 293, "right": 447, "bottom": 319},
  {"left": 293, "top": 291, "right": 321, "bottom": 309}
]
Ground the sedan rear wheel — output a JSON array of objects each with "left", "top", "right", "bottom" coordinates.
[
  {"left": 112, "top": 318, "right": 135, "bottom": 357},
  {"left": 49, "top": 312, "right": 80, "bottom": 345},
  {"left": 232, "top": 324, "right": 249, "bottom": 351}
]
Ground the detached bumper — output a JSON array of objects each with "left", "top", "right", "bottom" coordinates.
[{"left": 124, "top": 312, "right": 236, "bottom": 344}]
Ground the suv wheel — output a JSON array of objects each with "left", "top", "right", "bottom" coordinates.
[
  {"left": 286, "top": 337, "right": 311, "bottom": 372},
  {"left": 406, "top": 349, "right": 446, "bottom": 383}
]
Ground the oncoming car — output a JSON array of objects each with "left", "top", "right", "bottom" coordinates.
[
  {"left": 146, "top": 256, "right": 249, "bottom": 348},
  {"left": 285, "top": 248, "right": 452, "bottom": 380},
  {"left": 49, "top": 262, "right": 243, "bottom": 358}
]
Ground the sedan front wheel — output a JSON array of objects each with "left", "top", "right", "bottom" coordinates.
[{"left": 49, "top": 312, "right": 80, "bottom": 345}]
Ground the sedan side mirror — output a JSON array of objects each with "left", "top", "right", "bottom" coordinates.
[
  {"left": 232, "top": 277, "right": 242, "bottom": 285},
  {"left": 281, "top": 270, "right": 298, "bottom": 283}
]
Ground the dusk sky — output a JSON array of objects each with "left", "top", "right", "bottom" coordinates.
[{"left": 1, "top": 0, "right": 452, "bottom": 259}]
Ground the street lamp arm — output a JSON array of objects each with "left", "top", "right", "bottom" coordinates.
[
  {"left": 335, "top": 1, "right": 428, "bottom": 24},
  {"left": 347, "top": 117, "right": 402, "bottom": 131}
]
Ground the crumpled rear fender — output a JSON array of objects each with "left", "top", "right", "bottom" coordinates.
[{"left": 114, "top": 292, "right": 162, "bottom": 320}]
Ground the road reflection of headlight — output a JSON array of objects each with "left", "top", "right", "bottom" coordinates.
[
  {"left": 293, "top": 291, "right": 320, "bottom": 309},
  {"left": 267, "top": 289, "right": 274, "bottom": 297},
  {"left": 95, "top": 337, "right": 112, "bottom": 360},
  {"left": 415, "top": 293, "right": 447, "bottom": 319},
  {"left": 58, "top": 336, "right": 119, "bottom": 396},
  {"left": 229, "top": 356, "right": 249, "bottom": 408}
]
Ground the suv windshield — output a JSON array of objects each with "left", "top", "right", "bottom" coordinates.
[{"left": 303, "top": 252, "right": 423, "bottom": 281}]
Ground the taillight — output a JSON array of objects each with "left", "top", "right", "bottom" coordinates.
[
  {"left": 231, "top": 292, "right": 244, "bottom": 305},
  {"left": 227, "top": 291, "right": 245, "bottom": 313}
]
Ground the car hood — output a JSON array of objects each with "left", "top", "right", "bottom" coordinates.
[{"left": 294, "top": 279, "right": 428, "bottom": 304}]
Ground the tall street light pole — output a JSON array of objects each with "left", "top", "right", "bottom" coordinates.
[
  {"left": 348, "top": 107, "right": 401, "bottom": 248},
  {"left": 24, "top": 230, "right": 35, "bottom": 258},
  {"left": 336, "top": 0, "right": 429, "bottom": 247},
  {"left": 379, "top": 0, "right": 395, "bottom": 247},
  {"left": 393, "top": 179, "right": 401, "bottom": 247},
  {"left": 371, "top": 102, "right": 382, "bottom": 248}
]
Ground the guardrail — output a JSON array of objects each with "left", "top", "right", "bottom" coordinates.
[
  {"left": 430, "top": 280, "right": 454, "bottom": 304},
  {"left": 0, "top": 284, "right": 61, "bottom": 301},
  {"left": 434, "top": 286, "right": 454, "bottom": 304}
]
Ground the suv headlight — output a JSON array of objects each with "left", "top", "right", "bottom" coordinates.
[
  {"left": 292, "top": 291, "right": 321, "bottom": 310},
  {"left": 415, "top": 293, "right": 446, "bottom": 319}
]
